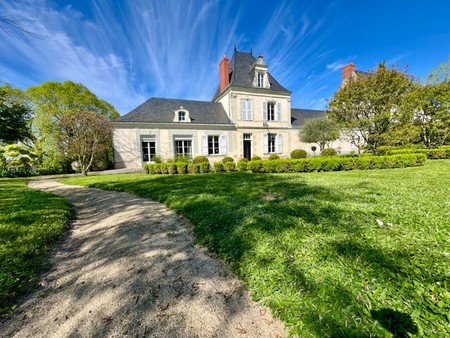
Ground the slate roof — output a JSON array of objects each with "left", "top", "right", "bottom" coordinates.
[
  {"left": 291, "top": 108, "right": 325, "bottom": 128},
  {"left": 212, "top": 50, "right": 291, "bottom": 101},
  {"left": 115, "top": 98, "right": 232, "bottom": 125}
]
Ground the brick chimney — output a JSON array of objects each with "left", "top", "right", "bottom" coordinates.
[
  {"left": 342, "top": 63, "right": 355, "bottom": 83},
  {"left": 219, "top": 55, "right": 229, "bottom": 93}
]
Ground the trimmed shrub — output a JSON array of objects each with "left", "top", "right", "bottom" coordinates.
[
  {"left": 160, "top": 163, "right": 168, "bottom": 174},
  {"left": 247, "top": 154, "right": 426, "bottom": 173},
  {"left": 268, "top": 154, "right": 280, "bottom": 160},
  {"left": 386, "top": 148, "right": 450, "bottom": 159},
  {"left": 188, "top": 163, "right": 199, "bottom": 174},
  {"left": 152, "top": 155, "right": 163, "bottom": 163},
  {"left": 167, "top": 162, "right": 177, "bottom": 174},
  {"left": 213, "top": 162, "right": 224, "bottom": 172},
  {"left": 291, "top": 149, "right": 307, "bottom": 159},
  {"left": 176, "top": 162, "right": 188, "bottom": 174},
  {"left": 143, "top": 163, "right": 150, "bottom": 174},
  {"left": 193, "top": 156, "right": 209, "bottom": 164},
  {"left": 321, "top": 148, "right": 337, "bottom": 156},
  {"left": 376, "top": 146, "right": 397, "bottom": 155},
  {"left": 237, "top": 158, "right": 249, "bottom": 171},
  {"left": 251, "top": 155, "right": 261, "bottom": 161},
  {"left": 222, "top": 156, "right": 234, "bottom": 163},
  {"left": 223, "top": 162, "right": 236, "bottom": 172},
  {"left": 173, "top": 155, "right": 191, "bottom": 163},
  {"left": 198, "top": 162, "right": 210, "bottom": 173}
]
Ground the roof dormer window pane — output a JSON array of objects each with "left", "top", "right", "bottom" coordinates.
[
  {"left": 178, "top": 111, "right": 186, "bottom": 122},
  {"left": 257, "top": 73, "right": 264, "bottom": 88}
]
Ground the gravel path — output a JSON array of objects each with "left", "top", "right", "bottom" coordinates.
[{"left": 1, "top": 179, "right": 286, "bottom": 338}]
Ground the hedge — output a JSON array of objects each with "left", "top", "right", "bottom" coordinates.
[
  {"left": 246, "top": 154, "right": 426, "bottom": 173},
  {"left": 386, "top": 148, "right": 450, "bottom": 159}
]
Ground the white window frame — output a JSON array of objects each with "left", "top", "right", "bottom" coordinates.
[
  {"left": 241, "top": 99, "right": 253, "bottom": 120},
  {"left": 201, "top": 135, "right": 228, "bottom": 156},
  {"left": 178, "top": 111, "right": 186, "bottom": 122},
  {"left": 257, "top": 73, "right": 264, "bottom": 87},
  {"left": 263, "top": 133, "right": 283, "bottom": 154},
  {"left": 174, "top": 136, "right": 193, "bottom": 157},
  {"left": 141, "top": 136, "right": 157, "bottom": 162},
  {"left": 263, "top": 101, "right": 281, "bottom": 121}
]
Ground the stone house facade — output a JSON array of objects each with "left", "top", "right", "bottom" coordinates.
[{"left": 113, "top": 49, "right": 353, "bottom": 169}]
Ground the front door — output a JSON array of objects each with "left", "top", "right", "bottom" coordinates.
[{"left": 243, "top": 134, "right": 252, "bottom": 160}]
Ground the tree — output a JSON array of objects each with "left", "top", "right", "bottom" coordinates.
[
  {"left": 428, "top": 56, "right": 450, "bottom": 84},
  {"left": 56, "top": 111, "right": 113, "bottom": 176},
  {"left": 299, "top": 116, "right": 340, "bottom": 151},
  {"left": 327, "top": 63, "right": 413, "bottom": 152},
  {"left": 26, "top": 81, "right": 119, "bottom": 172},
  {"left": 400, "top": 82, "right": 450, "bottom": 147},
  {"left": 0, "top": 85, "right": 32, "bottom": 144}
]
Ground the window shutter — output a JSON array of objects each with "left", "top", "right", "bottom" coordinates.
[
  {"left": 241, "top": 100, "right": 246, "bottom": 120},
  {"left": 248, "top": 100, "right": 252, "bottom": 120},
  {"left": 275, "top": 102, "right": 281, "bottom": 121},
  {"left": 263, "top": 101, "right": 268, "bottom": 121},
  {"left": 276, "top": 134, "right": 283, "bottom": 154},
  {"left": 219, "top": 135, "right": 227, "bottom": 155},
  {"left": 201, "top": 135, "right": 208, "bottom": 156},
  {"left": 263, "top": 134, "right": 269, "bottom": 154}
]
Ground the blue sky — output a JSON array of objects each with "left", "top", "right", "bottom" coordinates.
[{"left": 1, "top": 0, "right": 450, "bottom": 115}]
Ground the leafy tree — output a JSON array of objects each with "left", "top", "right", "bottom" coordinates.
[
  {"left": 327, "top": 63, "right": 413, "bottom": 152},
  {"left": 26, "top": 81, "right": 119, "bottom": 172},
  {"left": 56, "top": 110, "right": 113, "bottom": 176},
  {"left": 0, "top": 85, "right": 32, "bottom": 144},
  {"left": 428, "top": 56, "right": 450, "bottom": 84},
  {"left": 299, "top": 116, "right": 339, "bottom": 151},
  {"left": 400, "top": 82, "right": 450, "bottom": 147}
]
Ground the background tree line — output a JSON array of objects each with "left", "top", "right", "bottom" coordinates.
[
  {"left": 300, "top": 57, "right": 450, "bottom": 153},
  {"left": 0, "top": 81, "right": 119, "bottom": 175}
]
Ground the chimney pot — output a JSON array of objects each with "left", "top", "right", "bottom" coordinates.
[{"left": 219, "top": 55, "right": 229, "bottom": 93}]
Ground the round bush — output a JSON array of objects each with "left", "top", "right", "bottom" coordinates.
[
  {"left": 237, "top": 158, "right": 249, "bottom": 171},
  {"left": 222, "top": 156, "right": 234, "bottom": 163},
  {"left": 321, "top": 148, "right": 337, "bottom": 157},
  {"left": 291, "top": 149, "right": 307, "bottom": 159},
  {"left": 268, "top": 154, "right": 280, "bottom": 160},
  {"left": 251, "top": 155, "right": 261, "bottom": 161},
  {"left": 192, "top": 156, "right": 209, "bottom": 164}
]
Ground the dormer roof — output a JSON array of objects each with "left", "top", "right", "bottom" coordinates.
[{"left": 212, "top": 50, "right": 291, "bottom": 101}]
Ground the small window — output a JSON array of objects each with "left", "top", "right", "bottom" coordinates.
[
  {"left": 240, "top": 99, "right": 252, "bottom": 120},
  {"left": 268, "top": 133, "right": 276, "bottom": 153},
  {"left": 267, "top": 102, "right": 275, "bottom": 121},
  {"left": 174, "top": 138, "right": 192, "bottom": 157},
  {"left": 178, "top": 111, "right": 186, "bottom": 122},
  {"left": 257, "top": 73, "right": 264, "bottom": 87},
  {"left": 208, "top": 136, "right": 220, "bottom": 155},
  {"left": 142, "top": 140, "right": 156, "bottom": 162},
  {"left": 243, "top": 133, "right": 252, "bottom": 140}
]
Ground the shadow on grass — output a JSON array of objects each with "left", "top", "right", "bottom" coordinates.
[{"left": 57, "top": 170, "right": 449, "bottom": 336}]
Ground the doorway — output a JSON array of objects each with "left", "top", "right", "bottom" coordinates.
[{"left": 243, "top": 133, "right": 252, "bottom": 160}]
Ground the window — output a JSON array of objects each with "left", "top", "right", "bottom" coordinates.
[
  {"left": 174, "top": 138, "right": 192, "bottom": 157},
  {"left": 208, "top": 136, "right": 219, "bottom": 155},
  {"left": 142, "top": 138, "right": 156, "bottom": 162},
  {"left": 201, "top": 135, "right": 227, "bottom": 156},
  {"left": 268, "top": 133, "right": 276, "bottom": 153},
  {"left": 178, "top": 111, "right": 186, "bottom": 122},
  {"left": 257, "top": 73, "right": 264, "bottom": 87},
  {"left": 240, "top": 99, "right": 252, "bottom": 120},
  {"left": 263, "top": 101, "right": 281, "bottom": 121},
  {"left": 263, "top": 133, "right": 283, "bottom": 154}
]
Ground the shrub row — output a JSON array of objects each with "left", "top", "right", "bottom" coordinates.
[
  {"left": 386, "top": 148, "right": 450, "bottom": 159},
  {"left": 246, "top": 153, "right": 426, "bottom": 173}
]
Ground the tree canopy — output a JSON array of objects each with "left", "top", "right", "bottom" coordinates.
[
  {"left": 56, "top": 110, "right": 113, "bottom": 176},
  {"left": 299, "top": 116, "right": 340, "bottom": 150},
  {"left": 0, "top": 85, "right": 32, "bottom": 145},
  {"left": 327, "top": 63, "right": 413, "bottom": 152}
]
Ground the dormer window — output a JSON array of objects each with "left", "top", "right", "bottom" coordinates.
[
  {"left": 257, "top": 73, "right": 264, "bottom": 88},
  {"left": 173, "top": 108, "right": 191, "bottom": 122}
]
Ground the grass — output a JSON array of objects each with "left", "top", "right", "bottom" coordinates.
[
  {"left": 61, "top": 160, "right": 450, "bottom": 337},
  {"left": 0, "top": 179, "right": 73, "bottom": 314}
]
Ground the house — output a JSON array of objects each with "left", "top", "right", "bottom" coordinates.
[{"left": 113, "top": 49, "right": 352, "bottom": 169}]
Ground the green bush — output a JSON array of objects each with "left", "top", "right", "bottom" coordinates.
[
  {"left": 167, "top": 162, "right": 177, "bottom": 174},
  {"left": 188, "top": 163, "right": 199, "bottom": 174},
  {"left": 143, "top": 163, "right": 150, "bottom": 174},
  {"left": 0, "top": 167, "right": 35, "bottom": 178},
  {"left": 247, "top": 154, "right": 426, "bottom": 173},
  {"left": 291, "top": 149, "right": 307, "bottom": 159},
  {"left": 173, "top": 155, "right": 191, "bottom": 163},
  {"left": 237, "top": 158, "right": 249, "bottom": 171},
  {"left": 152, "top": 155, "right": 163, "bottom": 163},
  {"left": 321, "top": 148, "right": 337, "bottom": 156},
  {"left": 160, "top": 163, "right": 168, "bottom": 174},
  {"left": 268, "top": 154, "right": 280, "bottom": 160},
  {"left": 213, "top": 162, "right": 225, "bottom": 172},
  {"left": 193, "top": 156, "right": 209, "bottom": 164},
  {"left": 251, "top": 155, "right": 261, "bottom": 161},
  {"left": 223, "top": 162, "right": 236, "bottom": 172},
  {"left": 222, "top": 156, "right": 234, "bottom": 163},
  {"left": 198, "top": 162, "right": 210, "bottom": 173},
  {"left": 375, "top": 146, "right": 398, "bottom": 155},
  {"left": 176, "top": 162, "right": 188, "bottom": 174},
  {"left": 386, "top": 148, "right": 450, "bottom": 159}
]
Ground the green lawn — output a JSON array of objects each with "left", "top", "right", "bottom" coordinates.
[
  {"left": 61, "top": 160, "right": 450, "bottom": 337},
  {"left": 0, "top": 179, "right": 73, "bottom": 313}
]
